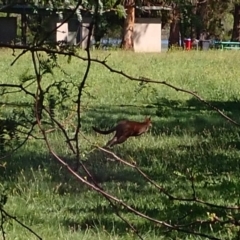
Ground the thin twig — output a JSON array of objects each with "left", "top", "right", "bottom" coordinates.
[
  {"left": 30, "top": 31, "right": 144, "bottom": 239},
  {"left": 0, "top": 208, "right": 42, "bottom": 240},
  {"left": 96, "top": 145, "right": 240, "bottom": 210},
  {"left": 0, "top": 11, "right": 236, "bottom": 240},
  {"left": 0, "top": 123, "right": 36, "bottom": 161},
  {"left": 10, "top": 0, "right": 83, "bottom": 66},
  {"left": 0, "top": 83, "right": 35, "bottom": 98},
  {"left": 38, "top": 143, "right": 220, "bottom": 240},
  {"left": 73, "top": 6, "right": 95, "bottom": 171},
  {"left": 1, "top": 43, "right": 238, "bottom": 128}
]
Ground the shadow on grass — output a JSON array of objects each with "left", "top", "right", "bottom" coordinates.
[
  {"left": 2, "top": 97, "right": 240, "bottom": 239},
  {"left": 82, "top": 97, "right": 240, "bottom": 137},
  {"left": 61, "top": 195, "right": 230, "bottom": 239}
]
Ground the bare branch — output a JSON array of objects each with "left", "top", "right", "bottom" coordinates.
[
  {"left": 37, "top": 140, "right": 220, "bottom": 240},
  {"left": 96, "top": 145, "right": 239, "bottom": 210},
  {"left": 0, "top": 83, "right": 35, "bottom": 98},
  {"left": 0, "top": 122, "right": 36, "bottom": 161},
  {"left": 73, "top": 6, "right": 95, "bottom": 171},
  {"left": 0, "top": 207, "right": 42, "bottom": 240},
  {"left": 27, "top": 10, "right": 144, "bottom": 238},
  {"left": 10, "top": 0, "right": 83, "bottom": 66},
  {"left": 1, "top": 43, "right": 237, "bottom": 128},
  {"left": 0, "top": 8, "right": 237, "bottom": 239}
]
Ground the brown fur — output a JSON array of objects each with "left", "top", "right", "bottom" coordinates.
[{"left": 92, "top": 117, "right": 152, "bottom": 147}]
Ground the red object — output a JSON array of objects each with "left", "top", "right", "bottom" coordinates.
[{"left": 184, "top": 38, "right": 192, "bottom": 50}]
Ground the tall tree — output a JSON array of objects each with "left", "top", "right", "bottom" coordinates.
[
  {"left": 232, "top": 3, "right": 240, "bottom": 41},
  {"left": 121, "top": 0, "right": 135, "bottom": 49},
  {"left": 168, "top": 0, "right": 233, "bottom": 47},
  {"left": 121, "top": 0, "right": 168, "bottom": 50},
  {"left": 168, "top": 2, "right": 180, "bottom": 47}
]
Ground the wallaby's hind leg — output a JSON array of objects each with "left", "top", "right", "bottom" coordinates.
[
  {"left": 105, "top": 136, "right": 118, "bottom": 148},
  {"left": 107, "top": 135, "right": 128, "bottom": 148}
]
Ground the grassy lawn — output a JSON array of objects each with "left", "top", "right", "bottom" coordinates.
[{"left": 1, "top": 49, "right": 240, "bottom": 239}]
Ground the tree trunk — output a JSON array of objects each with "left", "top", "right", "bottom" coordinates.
[
  {"left": 121, "top": 0, "right": 135, "bottom": 50},
  {"left": 232, "top": 4, "right": 240, "bottom": 41},
  {"left": 168, "top": 4, "right": 180, "bottom": 48},
  {"left": 195, "top": 0, "right": 208, "bottom": 39}
]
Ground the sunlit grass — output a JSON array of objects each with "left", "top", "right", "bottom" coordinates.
[{"left": 1, "top": 49, "right": 240, "bottom": 239}]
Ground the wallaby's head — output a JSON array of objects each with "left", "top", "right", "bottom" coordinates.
[{"left": 144, "top": 117, "right": 152, "bottom": 127}]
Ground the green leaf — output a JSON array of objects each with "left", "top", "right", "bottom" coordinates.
[
  {"left": 19, "top": 69, "right": 35, "bottom": 83},
  {"left": 67, "top": 55, "right": 72, "bottom": 64},
  {"left": 116, "top": 5, "right": 126, "bottom": 18},
  {"left": 76, "top": 8, "right": 82, "bottom": 22}
]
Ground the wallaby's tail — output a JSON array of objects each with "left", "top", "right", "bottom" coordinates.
[{"left": 92, "top": 126, "right": 116, "bottom": 135}]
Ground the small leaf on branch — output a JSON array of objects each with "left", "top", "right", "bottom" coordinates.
[
  {"left": 67, "top": 55, "right": 72, "bottom": 64},
  {"left": 116, "top": 5, "right": 126, "bottom": 18}
]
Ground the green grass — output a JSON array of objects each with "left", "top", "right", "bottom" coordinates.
[{"left": 1, "top": 49, "right": 240, "bottom": 239}]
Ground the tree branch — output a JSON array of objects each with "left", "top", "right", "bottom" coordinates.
[
  {"left": 38, "top": 144, "right": 220, "bottom": 240},
  {"left": 1, "top": 43, "right": 238, "bottom": 128},
  {"left": 95, "top": 145, "right": 239, "bottom": 210},
  {"left": 0, "top": 207, "right": 42, "bottom": 240},
  {"left": 0, "top": 122, "right": 36, "bottom": 161},
  {"left": 0, "top": 83, "right": 35, "bottom": 98},
  {"left": 9, "top": 0, "right": 83, "bottom": 66},
  {"left": 73, "top": 2, "right": 95, "bottom": 171}
]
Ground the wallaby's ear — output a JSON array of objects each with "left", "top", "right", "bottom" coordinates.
[{"left": 145, "top": 116, "right": 151, "bottom": 122}]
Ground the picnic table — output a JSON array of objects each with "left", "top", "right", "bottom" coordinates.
[{"left": 214, "top": 41, "right": 240, "bottom": 50}]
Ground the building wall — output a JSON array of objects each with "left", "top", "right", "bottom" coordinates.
[
  {"left": 53, "top": 17, "right": 92, "bottom": 48},
  {"left": 133, "top": 18, "right": 161, "bottom": 52},
  {"left": 79, "top": 18, "right": 93, "bottom": 49},
  {"left": 38, "top": 16, "right": 162, "bottom": 52},
  {"left": 56, "top": 22, "right": 68, "bottom": 43},
  {"left": 0, "top": 17, "right": 17, "bottom": 44}
]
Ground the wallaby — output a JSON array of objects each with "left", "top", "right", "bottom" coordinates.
[{"left": 92, "top": 117, "right": 152, "bottom": 147}]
